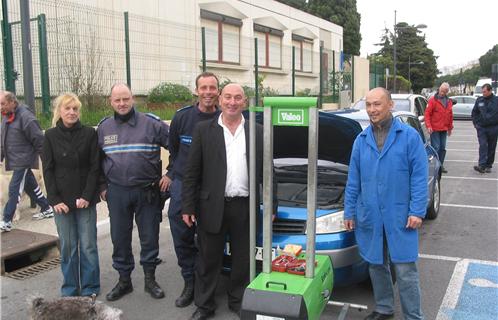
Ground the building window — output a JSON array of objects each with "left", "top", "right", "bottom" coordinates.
[
  {"left": 201, "top": 10, "right": 241, "bottom": 64},
  {"left": 292, "top": 35, "right": 313, "bottom": 72},
  {"left": 254, "top": 24, "right": 283, "bottom": 69}
]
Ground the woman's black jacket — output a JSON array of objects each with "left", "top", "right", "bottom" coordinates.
[{"left": 42, "top": 120, "right": 100, "bottom": 210}]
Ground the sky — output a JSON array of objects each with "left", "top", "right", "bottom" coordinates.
[{"left": 356, "top": 0, "right": 498, "bottom": 73}]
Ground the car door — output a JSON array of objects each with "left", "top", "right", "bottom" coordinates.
[
  {"left": 397, "top": 115, "right": 438, "bottom": 204},
  {"left": 452, "top": 97, "right": 465, "bottom": 117},
  {"left": 463, "top": 97, "right": 476, "bottom": 117}
]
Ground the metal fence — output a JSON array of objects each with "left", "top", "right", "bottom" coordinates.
[{"left": 1, "top": 0, "right": 359, "bottom": 118}]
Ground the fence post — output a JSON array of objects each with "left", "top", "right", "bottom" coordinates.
[
  {"left": 319, "top": 44, "right": 323, "bottom": 108},
  {"left": 37, "top": 14, "right": 50, "bottom": 114},
  {"left": 201, "top": 27, "right": 206, "bottom": 72},
  {"left": 20, "top": 0, "right": 35, "bottom": 111},
  {"left": 351, "top": 55, "right": 355, "bottom": 102},
  {"left": 254, "top": 38, "right": 259, "bottom": 106},
  {"left": 2, "top": 0, "right": 15, "bottom": 92},
  {"left": 124, "top": 12, "right": 131, "bottom": 88},
  {"left": 332, "top": 50, "right": 336, "bottom": 101},
  {"left": 292, "top": 46, "right": 295, "bottom": 96}
]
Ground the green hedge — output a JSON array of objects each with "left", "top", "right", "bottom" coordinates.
[{"left": 148, "top": 82, "right": 193, "bottom": 104}]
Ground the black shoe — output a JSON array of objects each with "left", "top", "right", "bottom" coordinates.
[
  {"left": 228, "top": 304, "right": 241, "bottom": 318},
  {"left": 485, "top": 167, "right": 492, "bottom": 173},
  {"left": 175, "top": 279, "right": 194, "bottom": 307},
  {"left": 364, "top": 311, "right": 394, "bottom": 320},
  {"left": 441, "top": 166, "right": 448, "bottom": 173},
  {"left": 474, "top": 165, "right": 486, "bottom": 173},
  {"left": 106, "top": 277, "right": 133, "bottom": 301},
  {"left": 189, "top": 308, "right": 214, "bottom": 320},
  {"left": 144, "top": 271, "right": 165, "bottom": 299}
]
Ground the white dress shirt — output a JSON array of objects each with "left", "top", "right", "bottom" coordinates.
[{"left": 218, "top": 114, "right": 249, "bottom": 197}]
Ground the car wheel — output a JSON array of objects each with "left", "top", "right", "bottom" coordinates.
[{"left": 426, "top": 178, "right": 440, "bottom": 220}]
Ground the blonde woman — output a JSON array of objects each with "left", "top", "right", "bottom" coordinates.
[{"left": 41, "top": 93, "right": 100, "bottom": 296}]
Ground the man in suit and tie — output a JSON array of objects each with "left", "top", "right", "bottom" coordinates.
[{"left": 181, "top": 83, "right": 263, "bottom": 320}]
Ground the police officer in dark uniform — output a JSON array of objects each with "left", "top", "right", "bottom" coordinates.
[
  {"left": 98, "top": 83, "right": 170, "bottom": 301},
  {"left": 472, "top": 83, "right": 498, "bottom": 173},
  {"left": 160, "top": 72, "right": 220, "bottom": 307}
]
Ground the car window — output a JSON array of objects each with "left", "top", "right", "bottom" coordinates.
[
  {"left": 464, "top": 97, "right": 476, "bottom": 104},
  {"left": 418, "top": 97, "right": 428, "bottom": 113},
  {"left": 397, "top": 115, "right": 425, "bottom": 143},
  {"left": 392, "top": 99, "right": 410, "bottom": 112},
  {"left": 414, "top": 98, "right": 423, "bottom": 116}
]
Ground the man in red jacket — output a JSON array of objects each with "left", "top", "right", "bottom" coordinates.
[{"left": 425, "top": 82, "right": 454, "bottom": 173}]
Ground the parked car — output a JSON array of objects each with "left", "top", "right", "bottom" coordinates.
[
  {"left": 224, "top": 110, "right": 441, "bottom": 287},
  {"left": 451, "top": 95, "right": 476, "bottom": 120}
]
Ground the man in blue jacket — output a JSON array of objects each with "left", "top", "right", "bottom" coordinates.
[
  {"left": 344, "top": 87, "right": 428, "bottom": 320},
  {"left": 471, "top": 83, "right": 498, "bottom": 173}
]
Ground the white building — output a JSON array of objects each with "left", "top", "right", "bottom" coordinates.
[{"left": 3, "top": 0, "right": 369, "bottom": 101}]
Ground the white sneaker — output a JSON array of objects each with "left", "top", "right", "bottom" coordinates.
[
  {"left": 0, "top": 221, "right": 12, "bottom": 232},
  {"left": 32, "top": 207, "right": 55, "bottom": 220}
]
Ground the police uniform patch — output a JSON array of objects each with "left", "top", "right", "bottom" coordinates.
[{"left": 104, "top": 134, "right": 118, "bottom": 145}]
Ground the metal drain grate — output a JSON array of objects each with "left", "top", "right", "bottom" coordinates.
[{"left": 5, "top": 257, "right": 61, "bottom": 280}]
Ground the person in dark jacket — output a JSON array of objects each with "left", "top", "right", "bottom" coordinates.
[
  {"left": 1, "top": 91, "right": 54, "bottom": 232},
  {"left": 41, "top": 93, "right": 100, "bottom": 296},
  {"left": 471, "top": 83, "right": 498, "bottom": 173},
  {"left": 424, "top": 82, "right": 453, "bottom": 173},
  {"left": 98, "top": 83, "right": 169, "bottom": 301},
  {"left": 160, "top": 72, "right": 221, "bottom": 308}
]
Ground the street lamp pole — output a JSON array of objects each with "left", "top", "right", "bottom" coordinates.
[
  {"left": 393, "top": 10, "right": 397, "bottom": 93},
  {"left": 392, "top": 11, "right": 426, "bottom": 93}
]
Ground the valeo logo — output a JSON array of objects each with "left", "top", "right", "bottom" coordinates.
[{"left": 276, "top": 109, "right": 305, "bottom": 126}]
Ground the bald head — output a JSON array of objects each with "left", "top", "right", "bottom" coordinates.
[
  {"left": 221, "top": 83, "right": 245, "bottom": 97},
  {"left": 219, "top": 83, "right": 246, "bottom": 122},
  {"left": 110, "top": 83, "right": 134, "bottom": 115}
]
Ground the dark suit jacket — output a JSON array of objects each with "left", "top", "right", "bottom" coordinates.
[
  {"left": 182, "top": 116, "right": 265, "bottom": 234},
  {"left": 42, "top": 120, "right": 100, "bottom": 210}
]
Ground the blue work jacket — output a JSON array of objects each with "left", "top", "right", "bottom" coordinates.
[{"left": 345, "top": 118, "right": 428, "bottom": 264}]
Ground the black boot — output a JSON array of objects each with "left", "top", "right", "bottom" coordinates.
[
  {"left": 106, "top": 276, "right": 133, "bottom": 301},
  {"left": 144, "top": 271, "right": 165, "bottom": 299},
  {"left": 175, "top": 279, "right": 194, "bottom": 307}
]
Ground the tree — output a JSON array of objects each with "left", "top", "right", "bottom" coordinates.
[
  {"left": 371, "top": 23, "right": 438, "bottom": 93},
  {"left": 276, "top": 0, "right": 362, "bottom": 55},
  {"left": 479, "top": 44, "right": 498, "bottom": 77}
]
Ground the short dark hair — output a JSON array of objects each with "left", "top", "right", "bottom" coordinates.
[
  {"left": 482, "top": 83, "right": 492, "bottom": 91},
  {"left": 195, "top": 72, "right": 219, "bottom": 89}
]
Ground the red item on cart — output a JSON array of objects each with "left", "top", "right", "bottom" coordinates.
[
  {"left": 286, "top": 259, "right": 318, "bottom": 275},
  {"left": 271, "top": 255, "right": 296, "bottom": 272}
]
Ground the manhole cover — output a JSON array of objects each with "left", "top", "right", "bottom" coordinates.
[{"left": 4, "top": 257, "right": 61, "bottom": 280}]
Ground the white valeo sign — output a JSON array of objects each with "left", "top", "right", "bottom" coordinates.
[{"left": 276, "top": 109, "right": 305, "bottom": 125}]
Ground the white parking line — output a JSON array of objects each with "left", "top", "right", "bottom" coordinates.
[
  {"left": 442, "top": 176, "right": 498, "bottom": 181},
  {"left": 446, "top": 149, "right": 479, "bottom": 152},
  {"left": 440, "top": 203, "right": 498, "bottom": 211},
  {"left": 446, "top": 141, "right": 477, "bottom": 143}
]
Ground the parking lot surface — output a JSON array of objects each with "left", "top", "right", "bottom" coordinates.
[{"left": 1, "top": 120, "right": 497, "bottom": 319}]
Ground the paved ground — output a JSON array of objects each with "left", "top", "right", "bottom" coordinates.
[{"left": 1, "top": 119, "right": 497, "bottom": 319}]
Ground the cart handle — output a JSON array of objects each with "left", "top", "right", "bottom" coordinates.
[{"left": 265, "top": 281, "right": 287, "bottom": 290}]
